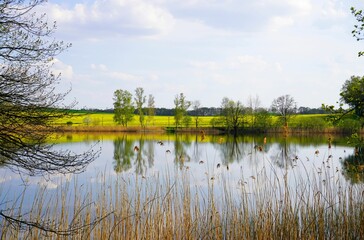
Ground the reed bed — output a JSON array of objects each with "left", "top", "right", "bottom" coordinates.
[{"left": 1, "top": 164, "right": 364, "bottom": 239}]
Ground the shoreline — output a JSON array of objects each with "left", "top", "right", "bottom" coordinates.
[{"left": 55, "top": 125, "right": 363, "bottom": 135}]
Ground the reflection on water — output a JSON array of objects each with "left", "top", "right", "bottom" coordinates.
[
  {"left": 0, "top": 133, "right": 363, "bottom": 210},
  {"left": 109, "top": 134, "right": 359, "bottom": 181},
  {"left": 113, "top": 135, "right": 133, "bottom": 172},
  {"left": 341, "top": 147, "right": 364, "bottom": 184}
]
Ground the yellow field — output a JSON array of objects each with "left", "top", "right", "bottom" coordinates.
[
  {"left": 55, "top": 112, "right": 333, "bottom": 130},
  {"left": 56, "top": 113, "right": 216, "bottom": 127}
]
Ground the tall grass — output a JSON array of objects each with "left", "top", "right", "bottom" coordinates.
[{"left": 1, "top": 164, "right": 364, "bottom": 239}]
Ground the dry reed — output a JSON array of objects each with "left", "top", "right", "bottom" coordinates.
[{"left": 1, "top": 163, "right": 364, "bottom": 239}]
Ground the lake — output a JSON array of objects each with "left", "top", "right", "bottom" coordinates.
[
  {"left": 0, "top": 133, "right": 360, "bottom": 208},
  {"left": 2, "top": 132, "right": 364, "bottom": 238}
]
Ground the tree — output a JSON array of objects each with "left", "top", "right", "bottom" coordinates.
[
  {"left": 113, "top": 89, "right": 134, "bottom": 126},
  {"left": 134, "top": 87, "right": 146, "bottom": 127},
  {"left": 0, "top": 0, "right": 99, "bottom": 235},
  {"left": 192, "top": 100, "right": 201, "bottom": 128},
  {"left": 340, "top": 76, "right": 364, "bottom": 124},
  {"left": 326, "top": 76, "right": 364, "bottom": 169},
  {"left": 323, "top": 76, "right": 364, "bottom": 128},
  {"left": 271, "top": 95, "right": 296, "bottom": 129},
  {"left": 246, "top": 95, "right": 261, "bottom": 128},
  {"left": 173, "top": 93, "right": 190, "bottom": 128},
  {"left": 220, "top": 97, "right": 245, "bottom": 134},
  {"left": 0, "top": 0, "right": 97, "bottom": 176},
  {"left": 147, "top": 94, "right": 155, "bottom": 125},
  {"left": 255, "top": 109, "right": 273, "bottom": 130},
  {"left": 351, "top": 7, "right": 364, "bottom": 56}
]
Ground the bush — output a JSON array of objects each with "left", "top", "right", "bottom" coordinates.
[{"left": 337, "top": 118, "right": 361, "bottom": 133}]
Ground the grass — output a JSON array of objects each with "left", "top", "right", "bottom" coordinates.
[{"left": 1, "top": 160, "right": 364, "bottom": 239}]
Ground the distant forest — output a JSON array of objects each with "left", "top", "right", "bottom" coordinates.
[{"left": 78, "top": 106, "right": 326, "bottom": 116}]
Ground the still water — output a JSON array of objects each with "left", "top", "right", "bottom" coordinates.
[{"left": 0, "top": 133, "right": 361, "bottom": 210}]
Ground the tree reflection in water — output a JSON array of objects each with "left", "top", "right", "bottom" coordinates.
[
  {"left": 173, "top": 134, "right": 192, "bottom": 169},
  {"left": 341, "top": 148, "right": 364, "bottom": 184},
  {"left": 146, "top": 140, "right": 154, "bottom": 169},
  {"left": 134, "top": 137, "right": 146, "bottom": 175},
  {"left": 269, "top": 137, "right": 298, "bottom": 169},
  {"left": 212, "top": 135, "right": 270, "bottom": 168},
  {"left": 113, "top": 135, "right": 155, "bottom": 175},
  {"left": 113, "top": 135, "right": 134, "bottom": 173},
  {"left": 110, "top": 133, "right": 354, "bottom": 186}
]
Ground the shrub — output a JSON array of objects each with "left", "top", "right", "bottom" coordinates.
[{"left": 337, "top": 118, "right": 361, "bottom": 133}]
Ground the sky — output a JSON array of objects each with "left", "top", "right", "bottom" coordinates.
[{"left": 39, "top": 0, "right": 364, "bottom": 109}]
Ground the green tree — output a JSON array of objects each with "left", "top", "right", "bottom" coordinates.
[
  {"left": 134, "top": 87, "right": 146, "bottom": 127},
  {"left": 351, "top": 7, "right": 364, "bottom": 56},
  {"left": 323, "top": 78, "right": 364, "bottom": 170},
  {"left": 174, "top": 93, "right": 190, "bottom": 128},
  {"left": 113, "top": 136, "right": 133, "bottom": 173},
  {"left": 220, "top": 97, "right": 245, "bottom": 134},
  {"left": 255, "top": 109, "right": 273, "bottom": 131},
  {"left": 324, "top": 76, "right": 364, "bottom": 128},
  {"left": 147, "top": 94, "right": 155, "bottom": 126},
  {"left": 271, "top": 94, "right": 296, "bottom": 129},
  {"left": 182, "top": 115, "right": 192, "bottom": 127},
  {"left": 340, "top": 76, "right": 364, "bottom": 125},
  {"left": 113, "top": 89, "right": 134, "bottom": 126}
]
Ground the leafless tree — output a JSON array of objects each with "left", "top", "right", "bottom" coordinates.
[
  {"left": 134, "top": 87, "right": 146, "bottom": 127},
  {"left": 0, "top": 0, "right": 100, "bottom": 236},
  {"left": 147, "top": 94, "right": 155, "bottom": 125},
  {"left": 0, "top": 0, "right": 98, "bottom": 175},
  {"left": 192, "top": 100, "right": 201, "bottom": 128},
  {"left": 271, "top": 94, "right": 297, "bottom": 128},
  {"left": 246, "top": 95, "right": 261, "bottom": 128}
]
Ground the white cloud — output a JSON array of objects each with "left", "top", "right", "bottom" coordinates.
[
  {"left": 148, "top": 73, "right": 160, "bottom": 81},
  {"left": 51, "top": 58, "right": 74, "bottom": 79},
  {"left": 231, "top": 55, "right": 269, "bottom": 70},
  {"left": 211, "top": 74, "right": 233, "bottom": 85},
  {"left": 32, "top": 0, "right": 364, "bottom": 109},
  {"left": 189, "top": 55, "right": 278, "bottom": 72},
  {"left": 268, "top": 16, "right": 295, "bottom": 31},
  {"left": 321, "top": 0, "right": 346, "bottom": 18},
  {"left": 91, "top": 63, "right": 142, "bottom": 81},
  {"left": 189, "top": 60, "right": 219, "bottom": 70},
  {"left": 44, "top": 0, "right": 176, "bottom": 39},
  {"left": 227, "top": 55, "right": 282, "bottom": 74},
  {"left": 91, "top": 63, "right": 107, "bottom": 71},
  {"left": 109, "top": 71, "right": 142, "bottom": 81}
]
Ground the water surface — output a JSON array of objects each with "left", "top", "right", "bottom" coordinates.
[{"left": 0, "top": 133, "right": 360, "bottom": 210}]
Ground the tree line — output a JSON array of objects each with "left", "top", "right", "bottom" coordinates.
[{"left": 112, "top": 88, "right": 329, "bottom": 133}]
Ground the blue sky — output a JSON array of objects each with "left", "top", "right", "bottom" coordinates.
[{"left": 41, "top": 0, "right": 364, "bottom": 109}]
